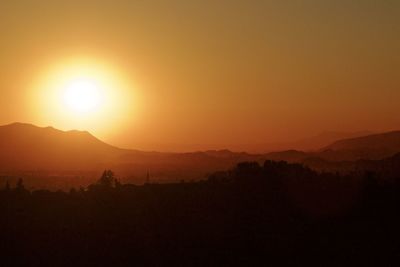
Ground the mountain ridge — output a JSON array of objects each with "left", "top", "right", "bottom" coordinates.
[
  {"left": 324, "top": 130, "right": 400, "bottom": 151},
  {"left": 1, "top": 122, "right": 400, "bottom": 183}
]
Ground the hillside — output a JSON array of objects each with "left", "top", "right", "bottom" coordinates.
[
  {"left": 0, "top": 123, "right": 122, "bottom": 171},
  {"left": 2, "top": 123, "right": 400, "bottom": 186},
  {"left": 325, "top": 131, "right": 400, "bottom": 151},
  {"left": 318, "top": 131, "right": 400, "bottom": 161},
  {"left": 0, "top": 123, "right": 263, "bottom": 184}
]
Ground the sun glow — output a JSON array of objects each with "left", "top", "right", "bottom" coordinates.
[
  {"left": 63, "top": 79, "right": 104, "bottom": 114},
  {"left": 30, "top": 58, "right": 139, "bottom": 138}
]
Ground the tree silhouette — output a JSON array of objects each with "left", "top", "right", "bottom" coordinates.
[
  {"left": 0, "top": 160, "right": 398, "bottom": 266},
  {"left": 4, "top": 180, "right": 10, "bottom": 192},
  {"left": 97, "top": 170, "right": 117, "bottom": 188},
  {"left": 114, "top": 178, "right": 122, "bottom": 189},
  {"left": 16, "top": 178, "right": 25, "bottom": 191}
]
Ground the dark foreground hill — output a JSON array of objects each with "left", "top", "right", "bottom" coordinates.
[{"left": 1, "top": 161, "right": 400, "bottom": 266}]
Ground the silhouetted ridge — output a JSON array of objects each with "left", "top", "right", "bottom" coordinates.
[
  {"left": 264, "top": 150, "right": 308, "bottom": 162},
  {"left": 3, "top": 122, "right": 400, "bottom": 185},
  {"left": 0, "top": 123, "right": 121, "bottom": 171},
  {"left": 0, "top": 123, "right": 265, "bottom": 181},
  {"left": 325, "top": 131, "right": 400, "bottom": 151}
]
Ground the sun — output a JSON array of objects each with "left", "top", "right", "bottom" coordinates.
[
  {"left": 63, "top": 79, "right": 104, "bottom": 114},
  {"left": 30, "top": 57, "right": 139, "bottom": 137}
]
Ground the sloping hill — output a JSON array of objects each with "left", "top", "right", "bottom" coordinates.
[
  {"left": 0, "top": 123, "right": 264, "bottom": 182},
  {"left": 2, "top": 123, "right": 399, "bottom": 183},
  {"left": 291, "top": 131, "right": 373, "bottom": 151},
  {"left": 325, "top": 131, "right": 400, "bottom": 151},
  {"left": 269, "top": 131, "right": 373, "bottom": 152},
  {"left": 318, "top": 131, "right": 400, "bottom": 161},
  {"left": 0, "top": 123, "right": 121, "bottom": 171},
  {"left": 264, "top": 150, "right": 308, "bottom": 162}
]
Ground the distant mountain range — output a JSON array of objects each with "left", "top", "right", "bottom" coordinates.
[
  {"left": 324, "top": 130, "right": 400, "bottom": 151},
  {"left": 1, "top": 123, "right": 400, "bottom": 183},
  {"left": 246, "top": 130, "right": 374, "bottom": 153},
  {"left": 0, "top": 123, "right": 261, "bottom": 182}
]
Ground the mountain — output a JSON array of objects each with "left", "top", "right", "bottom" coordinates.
[
  {"left": 324, "top": 131, "right": 400, "bottom": 151},
  {"left": 284, "top": 131, "right": 373, "bottom": 152},
  {"left": 239, "top": 131, "right": 373, "bottom": 153},
  {"left": 264, "top": 150, "right": 308, "bottom": 162},
  {"left": 262, "top": 131, "right": 400, "bottom": 166},
  {"left": 0, "top": 123, "right": 121, "bottom": 171},
  {"left": 0, "top": 123, "right": 263, "bottom": 184},
  {"left": 1, "top": 123, "right": 399, "bottom": 188},
  {"left": 319, "top": 131, "right": 400, "bottom": 161}
]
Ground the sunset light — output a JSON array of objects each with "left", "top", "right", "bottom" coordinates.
[
  {"left": 30, "top": 58, "right": 137, "bottom": 137},
  {"left": 63, "top": 79, "right": 104, "bottom": 114},
  {"left": 1, "top": 1, "right": 400, "bottom": 264}
]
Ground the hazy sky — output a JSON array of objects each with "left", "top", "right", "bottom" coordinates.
[{"left": 0, "top": 0, "right": 399, "bottom": 151}]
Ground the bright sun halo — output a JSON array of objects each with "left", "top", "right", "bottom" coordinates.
[
  {"left": 63, "top": 79, "right": 103, "bottom": 113},
  {"left": 31, "top": 58, "right": 139, "bottom": 137}
]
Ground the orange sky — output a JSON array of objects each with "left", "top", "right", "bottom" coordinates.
[{"left": 0, "top": 1, "right": 399, "bottom": 152}]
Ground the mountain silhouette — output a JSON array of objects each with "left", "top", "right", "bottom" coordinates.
[
  {"left": 324, "top": 131, "right": 400, "bottom": 151},
  {"left": 285, "top": 130, "right": 373, "bottom": 151},
  {"left": 0, "top": 123, "right": 121, "bottom": 171},
  {"left": 0, "top": 123, "right": 262, "bottom": 182},
  {"left": 237, "top": 130, "right": 373, "bottom": 153},
  {"left": 261, "top": 131, "right": 400, "bottom": 164},
  {"left": 1, "top": 123, "right": 400, "bottom": 184},
  {"left": 264, "top": 150, "right": 308, "bottom": 162},
  {"left": 318, "top": 131, "right": 400, "bottom": 161}
]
